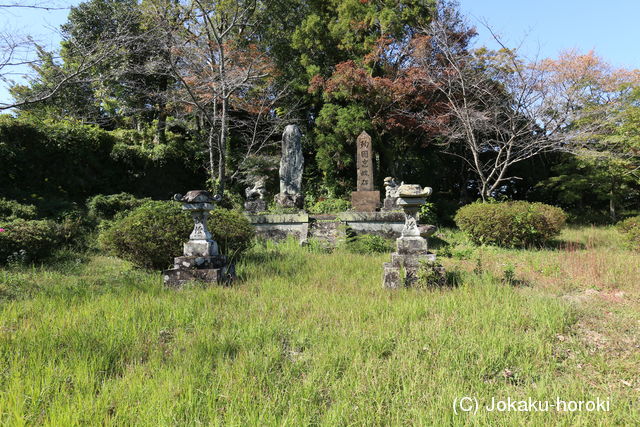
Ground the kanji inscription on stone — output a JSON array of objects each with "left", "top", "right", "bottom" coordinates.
[{"left": 356, "top": 131, "right": 373, "bottom": 191}]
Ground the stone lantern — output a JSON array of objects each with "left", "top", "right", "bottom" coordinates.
[
  {"left": 382, "top": 184, "right": 444, "bottom": 288},
  {"left": 163, "top": 190, "right": 235, "bottom": 287}
]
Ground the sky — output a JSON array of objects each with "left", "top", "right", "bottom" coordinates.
[
  {"left": 460, "top": 0, "right": 640, "bottom": 68},
  {"left": 1, "top": 0, "right": 640, "bottom": 105}
]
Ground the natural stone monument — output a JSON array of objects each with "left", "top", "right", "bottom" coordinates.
[
  {"left": 382, "top": 176, "right": 402, "bottom": 211},
  {"left": 274, "top": 124, "right": 304, "bottom": 209},
  {"left": 244, "top": 178, "right": 267, "bottom": 213},
  {"left": 163, "top": 190, "right": 235, "bottom": 287},
  {"left": 382, "top": 184, "right": 444, "bottom": 288},
  {"left": 351, "top": 131, "right": 381, "bottom": 211}
]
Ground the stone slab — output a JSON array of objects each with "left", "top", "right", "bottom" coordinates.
[
  {"left": 184, "top": 240, "right": 218, "bottom": 257},
  {"left": 162, "top": 265, "right": 235, "bottom": 288},
  {"left": 351, "top": 190, "right": 381, "bottom": 212},
  {"left": 396, "top": 236, "right": 429, "bottom": 255},
  {"left": 173, "top": 255, "right": 227, "bottom": 269},
  {"left": 244, "top": 213, "right": 308, "bottom": 224}
]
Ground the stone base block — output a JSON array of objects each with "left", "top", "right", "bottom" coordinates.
[
  {"left": 396, "top": 236, "right": 429, "bottom": 255},
  {"left": 351, "top": 191, "right": 381, "bottom": 212},
  {"left": 173, "top": 255, "right": 227, "bottom": 269},
  {"left": 391, "top": 252, "right": 436, "bottom": 268},
  {"left": 274, "top": 193, "right": 304, "bottom": 209},
  {"left": 381, "top": 197, "right": 399, "bottom": 212},
  {"left": 163, "top": 264, "right": 235, "bottom": 288},
  {"left": 184, "top": 240, "right": 218, "bottom": 257},
  {"left": 382, "top": 263, "right": 401, "bottom": 289},
  {"left": 244, "top": 199, "right": 266, "bottom": 213}
]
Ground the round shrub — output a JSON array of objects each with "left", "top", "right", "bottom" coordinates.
[
  {"left": 617, "top": 216, "right": 640, "bottom": 250},
  {"left": 0, "top": 198, "right": 37, "bottom": 221},
  {"left": 0, "top": 219, "right": 63, "bottom": 263},
  {"left": 98, "top": 201, "right": 254, "bottom": 269},
  {"left": 454, "top": 201, "right": 567, "bottom": 248},
  {"left": 87, "top": 192, "right": 149, "bottom": 221}
]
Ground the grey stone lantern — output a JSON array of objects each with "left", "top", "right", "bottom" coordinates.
[
  {"left": 163, "top": 190, "right": 235, "bottom": 287},
  {"left": 382, "top": 184, "right": 444, "bottom": 288}
]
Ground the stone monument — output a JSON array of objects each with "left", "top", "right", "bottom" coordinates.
[
  {"left": 382, "top": 184, "right": 444, "bottom": 288},
  {"left": 351, "top": 131, "right": 381, "bottom": 211},
  {"left": 244, "top": 178, "right": 267, "bottom": 213},
  {"left": 274, "top": 124, "right": 304, "bottom": 209},
  {"left": 163, "top": 190, "right": 235, "bottom": 287},
  {"left": 381, "top": 176, "right": 402, "bottom": 211}
]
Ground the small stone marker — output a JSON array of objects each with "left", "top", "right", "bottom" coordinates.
[{"left": 351, "top": 131, "right": 380, "bottom": 211}]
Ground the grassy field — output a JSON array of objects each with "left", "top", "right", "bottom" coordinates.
[{"left": 0, "top": 227, "right": 638, "bottom": 425}]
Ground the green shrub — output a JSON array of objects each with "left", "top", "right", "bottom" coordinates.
[
  {"left": 0, "top": 219, "right": 63, "bottom": 263},
  {"left": 0, "top": 198, "right": 37, "bottom": 221},
  {"left": 418, "top": 201, "right": 438, "bottom": 225},
  {"left": 87, "top": 193, "right": 149, "bottom": 220},
  {"left": 345, "top": 234, "right": 393, "bottom": 254},
  {"left": 98, "top": 201, "right": 254, "bottom": 269},
  {"left": 207, "top": 208, "right": 255, "bottom": 256},
  {"left": 307, "top": 198, "right": 351, "bottom": 214},
  {"left": 617, "top": 216, "right": 640, "bottom": 250},
  {"left": 454, "top": 201, "right": 567, "bottom": 248}
]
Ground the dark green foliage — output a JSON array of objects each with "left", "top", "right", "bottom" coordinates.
[
  {"left": 419, "top": 201, "right": 438, "bottom": 225},
  {"left": 98, "top": 201, "right": 254, "bottom": 269},
  {"left": 0, "top": 117, "right": 205, "bottom": 216},
  {"left": 455, "top": 201, "right": 567, "bottom": 248},
  {"left": 307, "top": 197, "right": 351, "bottom": 214},
  {"left": 0, "top": 219, "right": 63, "bottom": 264},
  {"left": 87, "top": 193, "right": 149, "bottom": 221},
  {"left": 208, "top": 209, "right": 256, "bottom": 257},
  {"left": 345, "top": 234, "right": 393, "bottom": 254},
  {"left": 0, "top": 199, "right": 37, "bottom": 221},
  {"left": 617, "top": 216, "right": 640, "bottom": 250},
  {"left": 98, "top": 201, "right": 191, "bottom": 269}
]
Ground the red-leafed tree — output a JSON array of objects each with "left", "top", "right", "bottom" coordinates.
[{"left": 151, "top": 0, "right": 292, "bottom": 193}]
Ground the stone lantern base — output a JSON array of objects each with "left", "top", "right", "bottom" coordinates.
[
  {"left": 163, "top": 254, "right": 235, "bottom": 288},
  {"left": 382, "top": 239, "right": 444, "bottom": 288}
]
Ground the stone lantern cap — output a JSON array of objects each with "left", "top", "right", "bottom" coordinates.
[
  {"left": 397, "top": 184, "right": 432, "bottom": 198},
  {"left": 173, "top": 190, "right": 221, "bottom": 211}
]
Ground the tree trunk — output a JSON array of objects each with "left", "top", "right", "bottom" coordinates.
[{"left": 609, "top": 187, "right": 616, "bottom": 223}]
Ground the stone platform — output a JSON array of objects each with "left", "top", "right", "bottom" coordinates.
[{"left": 245, "top": 211, "right": 406, "bottom": 244}]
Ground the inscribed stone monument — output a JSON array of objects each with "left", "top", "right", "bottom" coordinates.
[
  {"left": 274, "top": 124, "right": 304, "bottom": 209},
  {"left": 351, "top": 131, "right": 380, "bottom": 211}
]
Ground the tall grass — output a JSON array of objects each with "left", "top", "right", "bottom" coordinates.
[{"left": 0, "top": 232, "right": 637, "bottom": 424}]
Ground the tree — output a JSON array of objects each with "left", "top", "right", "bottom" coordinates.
[
  {"left": 155, "top": 0, "right": 292, "bottom": 194},
  {"left": 539, "top": 50, "right": 640, "bottom": 220}
]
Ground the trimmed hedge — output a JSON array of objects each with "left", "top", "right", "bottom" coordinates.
[
  {"left": 0, "top": 219, "right": 63, "bottom": 263},
  {"left": 98, "top": 201, "right": 254, "bottom": 269},
  {"left": 617, "top": 216, "right": 640, "bottom": 251},
  {"left": 87, "top": 193, "right": 150, "bottom": 221},
  {"left": 454, "top": 201, "right": 567, "bottom": 247}
]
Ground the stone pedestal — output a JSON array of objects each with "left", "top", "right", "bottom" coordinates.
[
  {"left": 244, "top": 199, "right": 266, "bottom": 213},
  {"left": 382, "top": 185, "right": 444, "bottom": 288},
  {"left": 381, "top": 197, "right": 399, "bottom": 211},
  {"left": 163, "top": 191, "right": 235, "bottom": 287},
  {"left": 351, "top": 190, "right": 380, "bottom": 212},
  {"left": 274, "top": 192, "right": 304, "bottom": 209}
]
